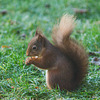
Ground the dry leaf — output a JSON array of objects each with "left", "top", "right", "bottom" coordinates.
[
  {"left": 1, "top": 45, "right": 12, "bottom": 49},
  {"left": 89, "top": 51, "right": 100, "bottom": 56},
  {"left": 89, "top": 52, "right": 97, "bottom": 56},
  {"left": 91, "top": 57, "right": 100, "bottom": 66},
  {"left": 0, "top": 10, "right": 8, "bottom": 15},
  {"left": 11, "top": 86, "right": 14, "bottom": 89},
  {"left": 73, "top": 8, "right": 88, "bottom": 14},
  {"left": 7, "top": 78, "right": 12, "bottom": 81},
  {"left": 16, "top": 30, "right": 20, "bottom": 34},
  {"left": 35, "top": 87, "right": 39, "bottom": 89},
  {"left": 45, "top": 4, "right": 51, "bottom": 8},
  {"left": 94, "top": 57, "right": 99, "bottom": 61}
]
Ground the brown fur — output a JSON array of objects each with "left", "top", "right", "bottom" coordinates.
[
  {"left": 25, "top": 14, "right": 88, "bottom": 91},
  {"left": 52, "top": 14, "right": 88, "bottom": 87}
]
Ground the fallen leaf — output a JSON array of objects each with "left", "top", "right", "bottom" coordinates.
[
  {"left": 7, "top": 78, "right": 13, "bottom": 83},
  {"left": 45, "top": 4, "right": 51, "bottom": 8},
  {"left": 35, "top": 87, "right": 39, "bottom": 89},
  {"left": 1, "top": 45, "right": 11, "bottom": 49},
  {"left": 89, "top": 51, "right": 100, "bottom": 56},
  {"left": 91, "top": 57, "right": 100, "bottom": 66},
  {"left": 94, "top": 57, "right": 99, "bottom": 61},
  {"left": 0, "top": 10, "right": 8, "bottom": 15},
  {"left": 7, "top": 78, "right": 12, "bottom": 81},
  {"left": 73, "top": 8, "right": 88, "bottom": 14},
  {"left": 11, "top": 86, "right": 14, "bottom": 89},
  {"left": 89, "top": 52, "right": 97, "bottom": 56},
  {"left": 16, "top": 30, "right": 20, "bottom": 34},
  {"left": 1, "top": 45, "right": 10, "bottom": 48}
]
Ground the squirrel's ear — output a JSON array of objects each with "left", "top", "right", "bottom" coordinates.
[
  {"left": 38, "top": 34, "right": 45, "bottom": 47},
  {"left": 35, "top": 28, "right": 42, "bottom": 36},
  {"left": 38, "top": 34, "right": 43, "bottom": 41},
  {"left": 35, "top": 30, "right": 39, "bottom": 36}
]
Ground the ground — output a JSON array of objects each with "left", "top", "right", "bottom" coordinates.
[{"left": 0, "top": 0, "right": 100, "bottom": 99}]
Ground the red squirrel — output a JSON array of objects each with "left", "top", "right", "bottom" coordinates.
[{"left": 25, "top": 14, "right": 88, "bottom": 91}]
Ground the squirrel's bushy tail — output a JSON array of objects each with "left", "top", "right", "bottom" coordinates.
[
  {"left": 52, "top": 14, "right": 88, "bottom": 86},
  {"left": 52, "top": 14, "right": 75, "bottom": 45}
]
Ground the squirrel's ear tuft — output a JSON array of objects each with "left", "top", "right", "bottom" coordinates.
[
  {"left": 35, "top": 28, "right": 42, "bottom": 36},
  {"left": 35, "top": 30, "right": 39, "bottom": 36},
  {"left": 35, "top": 28, "right": 45, "bottom": 47},
  {"left": 38, "top": 34, "right": 43, "bottom": 41},
  {"left": 38, "top": 34, "right": 45, "bottom": 47}
]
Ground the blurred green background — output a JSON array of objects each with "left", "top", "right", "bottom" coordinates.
[{"left": 0, "top": 0, "right": 100, "bottom": 99}]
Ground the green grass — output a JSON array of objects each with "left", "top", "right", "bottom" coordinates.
[{"left": 0, "top": 0, "right": 100, "bottom": 99}]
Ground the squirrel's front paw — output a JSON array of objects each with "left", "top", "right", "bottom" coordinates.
[{"left": 25, "top": 57, "right": 31, "bottom": 65}]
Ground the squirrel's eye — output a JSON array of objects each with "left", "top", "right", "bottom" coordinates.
[{"left": 32, "top": 45, "right": 37, "bottom": 50}]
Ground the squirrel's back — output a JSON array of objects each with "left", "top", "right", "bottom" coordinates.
[{"left": 52, "top": 14, "right": 88, "bottom": 87}]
